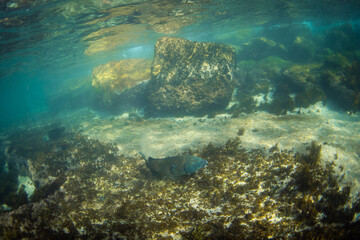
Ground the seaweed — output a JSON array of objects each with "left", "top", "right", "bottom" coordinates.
[
  {"left": 223, "top": 137, "right": 242, "bottom": 156},
  {"left": 294, "top": 195, "right": 319, "bottom": 225},
  {"left": 295, "top": 87, "right": 326, "bottom": 108},
  {"left": 1, "top": 134, "right": 360, "bottom": 239},
  {"left": 304, "top": 141, "right": 322, "bottom": 165},
  {"left": 261, "top": 85, "right": 295, "bottom": 115},
  {"left": 30, "top": 176, "right": 66, "bottom": 203},
  {"left": 320, "top": 57, "right": 360, "bottom": 111},
  {"left": 183, "top": 225, "right": 210, "bottom": 240},
  {"left": 232, "top": 93, "right": 257, "bottom": 114},
  {"left": 237, "top": 128, "right": 245, "bottom": 136},
  {"left": 285, "top": 140, "right": 358, "bottom": 227},
  {"left": 345, "top": 61, "right": 360, "bottom": 109}
]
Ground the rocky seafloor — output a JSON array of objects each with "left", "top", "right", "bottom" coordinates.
[{"left": 1, "top": 108, "right": 360, "bottom": 239}]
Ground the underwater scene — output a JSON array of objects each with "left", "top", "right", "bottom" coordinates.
[{"left": 1, "top": 0, "right": 360, "bottom": 239}]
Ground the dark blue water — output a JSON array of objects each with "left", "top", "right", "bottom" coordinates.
[{"left": 1, "top": 0, "right": 360, "bottom": 129}]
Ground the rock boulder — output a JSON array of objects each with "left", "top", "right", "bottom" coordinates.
[
  {"left": 146, "top": 36, "right": 236, "bottom": 116},
  {"left": 92, "top": 58, "right": 151, "bottom": 109}
]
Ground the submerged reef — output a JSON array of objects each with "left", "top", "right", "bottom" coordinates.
[
  {"left": 259, "top": 84, "right": 295, "bottom": 115},
  {"left": 146, "top": 36, "right": 236, "bottom": 116},
  {"left": 321, "top": 56, "right": 360, "bottom": 111},
  {"left": 0, "top": 126, "right": 359, "bottom": 239},
  {"left": 231, "top": 22, "right": 360, "bottom": 115},
  {"left": 324, "top": 23, "right": 360, "bottom": 53},
  {"left": 80, "top": 22, "right": 360, "bottom": 116}
]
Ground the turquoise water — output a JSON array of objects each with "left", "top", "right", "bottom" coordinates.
[
  {"left": 1, "top": 0, "right": 360, "bottom": 239},
  {"left": 1, "top": 0, "right": 360, "bottom": 127}
]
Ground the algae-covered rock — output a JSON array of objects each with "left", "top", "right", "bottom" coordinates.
[
  {"left": 288, "top": 36, "right": 315, "bottom": 62},
  {"left": 5, "top": 0, "right": 39, "bottom": 9},
  {"left": 322, "top": 53, "right": 352, "bottom": 70},
  {"left": 146, "top": 36, "right": 236, "bottom": 116},
  {"left": 276, "top": 64, "right": 326, "bottom": 109},
  {"left": 320, "top": 58, "right": 360, "bottom": 111},
  {"left": 257, "top": 56, "right": 291, "bottom": 80},
  {"left": 230, "top": 66, "right": 274, "bottom": 115},
  {"left": 92, "top": 58, "right": 151, "bottom": 109},
  {"left": 280, "top": 64, "right": 321, "bottom": 91},
  {"left": 232, "top": 57, "right": 294, "bottom": 115},
  {"left": 324, "top": 23, "right": 359, "bottom": 52},
  {"left": 262, "top": 23, "right": 313, "bottom": 46},
  {"left": 259, "top": 23, "right": 316, "bottom": 63},
  {"left": 235, "top": 59, "right": 326, "bottom": 113},
  {"left": 260, "top": 84, "right": 295, "bottom": 115},
  {"left": 238, "top": 37, "right": 287, "bottom": 61},
  {"left": 295, "top": 87, "right": 326, "bottom": 108},
  {"left": 92, "top": 58, "right": 151, "bottom": 94}
]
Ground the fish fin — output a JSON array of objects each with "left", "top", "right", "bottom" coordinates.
[{"left": 139, "top": 152, "right": 147, "bottom": 161}]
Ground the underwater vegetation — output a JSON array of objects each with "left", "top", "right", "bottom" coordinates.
[
  {"left": 320, "top": 58, "right": 360, "bottom": 111},
  {"left": 259, "top": 84, "right": 295, "bottom": 115},
  {"left": 0, "top": 127, "right": 359, "bottom": 239},
  {"left": 228, "top": 22, "right": 360, "bottom": 116}
]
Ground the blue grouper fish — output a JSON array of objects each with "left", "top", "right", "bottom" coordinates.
[{"left": 140, "top": 152, "right": 208, "bottom": 177}]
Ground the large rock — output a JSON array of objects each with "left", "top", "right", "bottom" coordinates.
[
  {"left": 92, "top": 58, "right": 151, "bottom": 110},
  {"left": 146, "top": 37, "right": 236, "bottom": 116},
  {"left": 92, "top": 58, "right": 151, "bottom": 94}
]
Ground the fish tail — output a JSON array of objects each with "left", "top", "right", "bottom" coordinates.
[{"left": 139, "top": 152, "right": 147, "bottom": 161}]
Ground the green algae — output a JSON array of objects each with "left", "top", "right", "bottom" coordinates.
[
  {"left": 258, "top": 56, "right": 291, "bottom": 76},
  {"left": 320, "top": 54, "right": 360, "bottom": 111}
]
